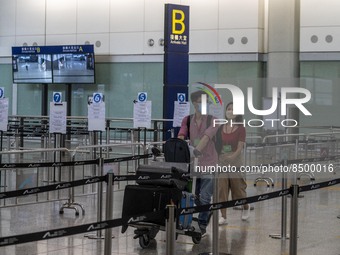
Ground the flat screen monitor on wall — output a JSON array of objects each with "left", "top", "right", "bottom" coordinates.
[{"left": 12, "top": 45, "right": 95, "bottom": 84}]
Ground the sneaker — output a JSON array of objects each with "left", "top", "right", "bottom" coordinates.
[
  {"left": 199, "top": 225, "right": 207, "bottom": 238},
  {"left": 241, "top": 206, "right": 250, "bottom": 221},
  {"left": 200, "top": 228, "right": 207, "bottom": 238},
  {"left": 218, "top": 216, "right": 228, "bottom": 225}
]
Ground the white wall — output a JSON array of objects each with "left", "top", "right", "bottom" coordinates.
[
  {"left": 3, "top": 0, "right": 340, "bottom": 57},
  {"left": 300, "top": 0, "right": 340, "bottom": 52}
]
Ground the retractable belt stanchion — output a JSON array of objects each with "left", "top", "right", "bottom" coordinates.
[
  {"left": 85, "top": 157, "right": 104, "bottom": 239},
  {"left": 212, "top": 177, "right": 219, "bottom": 255},
  {"left": 0, "top": 131, "right": 3, "bottom": 188},
  {"left": 270, "top": 160, "right": 289, "bottom": 239},
  {"left": 200, "top": 176, "right": 231, "bottom": 255},
  {"left": 91, "top": 131, "right": 98, "bottom": 193},
  {"left": 289, "top": 184, "right": 299, "bottom": 255},
  {"left": 0, "top": 130, "right": 2, "bottom": 165},
  {"left": 59, "top": 153, "right": 85, "bottom": 216},
  {"left": 104, "top": 172, "right": 114, "bottom": 255},
  {"left": 166, "top": 204, "right": 176, "bottom": 255}
]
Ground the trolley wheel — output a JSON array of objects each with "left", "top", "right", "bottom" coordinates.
[
  {"left": 59, "top": 210, "right": 64, "bottom": 214},
  {"left": 192, "top": 234, "right": 202, "bottom": 244},
  {"left": 139, "top": 234, "right": 151, "bottom": 249}
]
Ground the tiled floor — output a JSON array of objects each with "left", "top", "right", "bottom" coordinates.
[{"left": 0, "top": 175, "right": 339, "bottom": 255}]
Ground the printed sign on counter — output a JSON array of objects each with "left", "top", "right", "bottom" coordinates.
[
  {"left": 88, "top": 99, "right": 106, "bottom": 131},
  {"left": 49, "top": 102, "right": 67, "bottom": 134},
  {"left": 133, "top": 101, "right": 152, "bottom": 129},
  {"left": 0, "top": 98, "right": 9, "bottom": 131},
  {"left": 173, "top": 101, "right": 190, "bottom": 127}
]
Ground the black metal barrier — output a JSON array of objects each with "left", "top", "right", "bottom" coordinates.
[
  {"left": 0, "top": 151, "right": 339, "bottom": 251},
  {"left": 0, "top": 172, "right": 188, "bottom": 200},
  {"left": 0, "top": 205, "right": 164, "bottom": 246},
  {"left": 246, "top": 138, "right": 339, "bottom": 148},
  {"left": 0, "top": 170, "right": 338, "bottom": 247},
  {"left": 0, "top": 153, "right": 153, "bottom": 169}
]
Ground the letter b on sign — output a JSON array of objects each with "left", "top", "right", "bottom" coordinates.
[{"left": 172, "top": 10, "right": 185, "bottom": 34}]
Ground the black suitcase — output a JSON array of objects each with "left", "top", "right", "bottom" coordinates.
[
  {"left": 121, "top": 185, "right": 181, "bottom": 232},
  {"left": 163, "top": 138, "right": 191, "bottom": 164},
  {"left": 136, "top": 162, "right": 189, "bottom": 190}
]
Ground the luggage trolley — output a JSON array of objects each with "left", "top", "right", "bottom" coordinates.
[{"left": 121, "top": 138, "right": 202, "bottom": 248}]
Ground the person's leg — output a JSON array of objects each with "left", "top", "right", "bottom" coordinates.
[
  {"left": 198, "top": 176, "right": 213, "bottom": 233},
  {"left": 229, "top": 174, "right": 249, "bottom": 219},
  {"left": 194, "top": 177, "right": 201, "bottom": 205},
  {"left": 218, "top": 177, "right": 229, "bottom": 219},
  {"left": 229, "top": 175, "right": 247, "bottom": 199}
]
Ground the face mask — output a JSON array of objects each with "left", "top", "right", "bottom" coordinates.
[
  {"left": 196, "top": 103, "right": 209, "bottom": 114},
  {"left": 197, "top": 103, "right": 202, "bottom": 113},
  {"left": 226, "top": 110, "right": 236, "bottom": 119}
]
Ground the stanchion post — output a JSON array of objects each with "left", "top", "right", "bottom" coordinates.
[
  {"left": 281, "top": 159, "right": 288, "bottom": 239},
  {"left": 270, "top": 159, "right": 289, "bottom": 239},
  {"left": 200, "top": 177, "right": 230, "bottom": 255},
  {"left": 84, "top": 157, "right": 104, "bottom": 239},
  {"left": 0, "top": 131, "right": 2, "bottom": 187},
  {"left": 96, "top": 157, "right": 104, "bottom": 237},
  {"left": 289, "top": 184, "right": 299, "bottom": 255},
  {"left": 106, "top": 120, "right": 110, "bottom": 159},
  {"left": 59, "top": 151, "right": 85, "bottom": 216},
  {"left": 104, "top": 172, "right": 114, "bottom": 255},
  {"left": 212, "top": 176, "right": 219, "bottom": 255},
  {"left": 165, "top": 204, "right": 176, "bottom": 255}
]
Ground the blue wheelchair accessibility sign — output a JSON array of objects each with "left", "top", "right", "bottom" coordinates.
[{"left": 177, "top": 93, "right": 186, "bottom": 103}]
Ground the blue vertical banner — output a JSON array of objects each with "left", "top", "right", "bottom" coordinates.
[
  {"left": 163, "top": 4, "right": 189, "bottom": 139},
  {"left": 164, "top": 4, "right": 189, "bottom": 53}
]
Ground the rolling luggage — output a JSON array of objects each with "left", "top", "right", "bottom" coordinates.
[
  {"left": 136, "top": 161, "right": 189, "bottom": 190},
  {"left": 121, "top": 137, "right": 203, "bottom": 248},
  {"left": 121, "top": 184, "right": 181, "bottom": 231},
  {"left": 178, "top": 191, "right": 195, "bottom": 230}
]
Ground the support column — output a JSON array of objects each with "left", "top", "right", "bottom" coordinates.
[
  {"left": 163, "top": 4, "right": 190, "bottom": 140},
  {"left": 267, "top": 0, "right": 300, "bottom": 133}
]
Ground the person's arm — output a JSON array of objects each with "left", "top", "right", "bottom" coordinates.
[
  {"left": 225, "top": 141, "right": 244, "bottom": 161},
  {"left": 177, "top": 115, "right": 189, "bottom": 140},
  {"left": 195, "top": 116, "right": 219, "bottom": 153},
  {"left": 195, "top": 134, "right": 209, "bottom": 152}
]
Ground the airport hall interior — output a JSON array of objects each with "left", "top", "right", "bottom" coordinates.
[{"left": 0, "top": 0, "right": 339, "bottom": 255}]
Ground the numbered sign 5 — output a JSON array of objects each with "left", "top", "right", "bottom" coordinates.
[
  {"left": 137, "top": 92, "right": 147, "bottom": 102},
  {"left": 0, "top": 87, "right": 4, "bottom": 99}
]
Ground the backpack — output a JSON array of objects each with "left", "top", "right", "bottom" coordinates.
[
  {"left": 164, "top": 137, "right": 191, "bottom": 163},
  {"left": 186, "top": 114, "right": 223, "bottom": 155}
]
